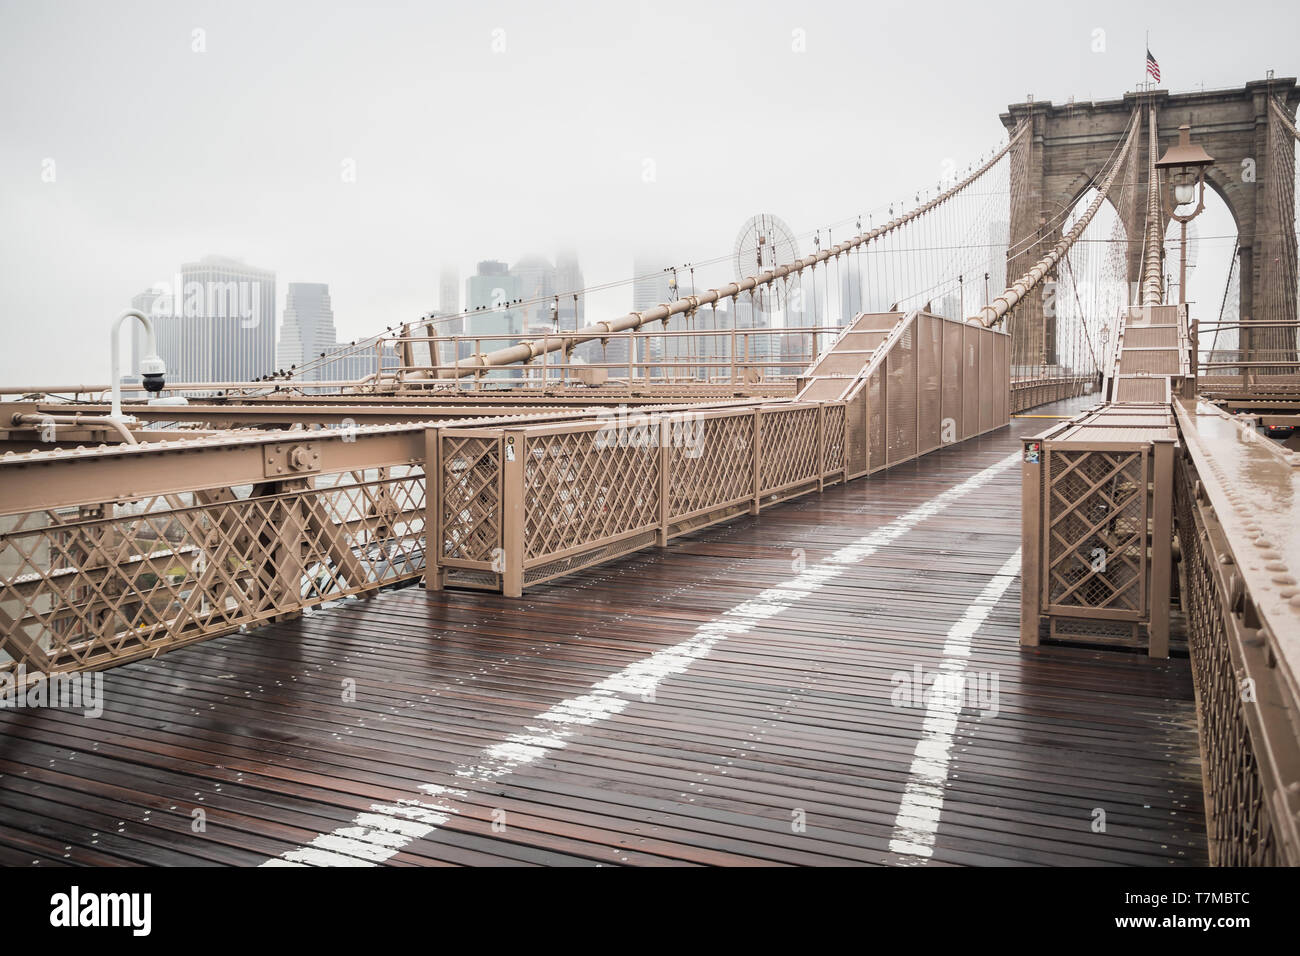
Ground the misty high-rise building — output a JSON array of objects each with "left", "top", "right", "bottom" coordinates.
[
  {"left": 933, "top": 293, "right": 961, "bottom": 320},
  {"left": 839, "top": 258, "right": 864, "bottom": 326},
  {"left": 780, "top": 329, "right": 815, "bottom": 376},
  {"left": 628, "top": 256, "right": 673, "bottom": 374},
  {"left": 316, "top": 342, "right": 401, "bottom": 383},
  {"left": 465, "top": 261, "right": 522, "bottom": 378},
  {"left": 508, "top": 251, "right": 588, "bottom": 338},
  {"left": 700, "top": 298, "right": 733, "bottom": 380},
  {"left": 729, "top": 294, "right": 777, "bottom": 370},
  {"left": 632, "top": 257, "right": 673, "bottom": 314},
  {"left": 465, "top": 260, "right": 521, "bottom": 339},
  {"left": 511, "top": 255, "right": 556, "bottom": 333},
  {"left": 533, "top": 248, "right": 595, "bottom": 371},
  {"left": 986, "top": 219, "right": 1010, "bottom": 310},
  {"left": 173, "top": 256, "right": 276, "bottom": 383},
  {"left": 553, "top": 249, "right": 584, "bottom": 331},
  {"left": 439, "top": 266, "right": 459, "bottom": 316},
  {"left": 276, "top": 283, "right": 337, "bottom": 375},
  {"left": 453, "top": 253, "right": 588, "bottom": 377}
]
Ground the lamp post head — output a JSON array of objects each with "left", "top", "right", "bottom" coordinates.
[{"left": 1156, "top": 125, "right": 1214, "bottom": 208}]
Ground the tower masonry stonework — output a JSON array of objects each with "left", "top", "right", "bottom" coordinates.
[{"left": 1001, "top": 78, "right": 1299, "bottom": 367}]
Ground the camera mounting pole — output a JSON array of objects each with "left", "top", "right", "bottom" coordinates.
[{"left": 110, "top": 308, "right": 167, "bottom": 422}]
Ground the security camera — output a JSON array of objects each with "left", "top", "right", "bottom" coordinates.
[{"left": 140, "top": 353, "right": 166, "bottom": 396}]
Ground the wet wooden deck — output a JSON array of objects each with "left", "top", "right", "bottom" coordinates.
[{"left": 0, "top": 399, "right": 1207, "bottom": 866}]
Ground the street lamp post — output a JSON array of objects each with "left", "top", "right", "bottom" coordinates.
[
  {"left": 1154, "top": 124, "right": 1215, "bottom": 307},
  {"left": 1155, "top": 124, "right": 1215, "bottom": 389}
]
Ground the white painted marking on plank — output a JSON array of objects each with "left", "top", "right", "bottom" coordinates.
[
  {"left": 262, "top": 451, "right": 1020, "bottom": 866},
  {"left": 888, "top": 548, "right": 1022, "bottom": 863}
]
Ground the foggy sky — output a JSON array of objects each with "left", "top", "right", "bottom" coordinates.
[{"left": 1, "top": 0, "right": 1294, "bottom": 385}]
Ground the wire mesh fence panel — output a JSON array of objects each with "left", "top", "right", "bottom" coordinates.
[
  {"left": 823, "top": 403, "right": 846, "bottom": 474},
  {"left": 667, "top": 411, "right": 754, "bottom": 521},
  {"left": 942, "top": 319, "right": 964, "bottom": 442},
  {"left": 917, "top": 314, "right": 943, "bottom": 455},
  {"left": 522, "top": 427, "right": 660, "bottom": 563},
  {"left": 886, "top": 325, "right": 917, "bottom": 465},
  {"left": 963, "top": 323, "right": 981, "bottom": 437},
  {"left": 868, "top": 369, "right": 886, "bottom": 472},
  {"left": 979, "top": 328, "right": 995, "bottom": 433},
  {"left": 996, "top": 334, "right": 1010, "bottom": 423},
  {"left": 844, "top": 392, "right": 867, "bottom": 476},
  {"left": 1175, "top": 457, "right": 1283, "bottom": 865},
  {"left": 1043, "top": 447, "right": 1147, "bottom": 616},
  {"left": 438, "top": 433, "right": 501, "bottom": 565},
  {"left": 0, "top": 467, "right": 426, "bottom": 673},
  {"left": 758, "top": 406, "right": 821, "bottom": 494}
]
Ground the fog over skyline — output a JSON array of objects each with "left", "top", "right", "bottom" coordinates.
[{"left": 1, "top": 0, "right": 1294, "bottom": 385}]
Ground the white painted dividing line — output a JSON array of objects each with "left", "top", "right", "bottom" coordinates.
[
  {"left": 887, "top": 548, "right": 1022, "bottom": 863},
  {"left": 262, "top": 450, "right": 1021, "bottom": 866}
]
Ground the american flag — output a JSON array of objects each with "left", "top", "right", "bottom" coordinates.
[{"left": 1146, "top": 49, "right": 1161, "bottom": 83}]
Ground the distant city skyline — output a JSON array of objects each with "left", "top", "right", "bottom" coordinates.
[
  {"left": 124, "top": 247, "right": 600, "bottom": 385},
  {"left": 2, "top": 1, "right": 1275, "bottom": 385}
]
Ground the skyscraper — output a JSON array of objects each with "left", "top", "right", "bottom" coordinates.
[
  {"left": 553, "top": 249, "right": 584, "bottom": 332},
  {"left": 465, "top": 261, "right": 522, "bottom": 379},
  {"left": 449, "top": 253, "right": 588, "bottom": 378},
  {"left": 510, "top": 255, "right": 556, "bottom": 333},
  {"left": 316, "top": 342, "right": 401, "bottom": 382},
  {"left": 174, "top": 256, "right": 276, "bottom": 383},
  {"left": 839, "top": 257, "right": 864, "bottom": 326},
  {"left": 276, "top": 283, "right": 337, "bottom": 375},
  {"left": 465, "top": 261, "right": 521, "bottom": 338},
  {"left": 632, "top": 256, "right": 674, "bottom": 315},
  {"left": 626, "top": 256, "right": 673, "bottom": 376},
  {"left": 439, "top": 266, "right": 459, "bottom": 316}
]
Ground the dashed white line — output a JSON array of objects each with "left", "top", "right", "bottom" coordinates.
[{"left": 888, "top": 548, "right": 1022, "bottom": 862}]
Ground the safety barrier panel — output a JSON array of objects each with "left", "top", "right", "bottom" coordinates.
[
  {"left": 0, "top": 463, "right": 427, "bottom": 673},
  {"left": 1020, "top": 403, "right": 1177, "bottom": 655},
  {"left": 429, "top": 401, "right": 848, "bottom": 596}
]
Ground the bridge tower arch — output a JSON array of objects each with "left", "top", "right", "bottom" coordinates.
[{"left": 1001, "top": 78, "right": 1300, "bottom": 368}]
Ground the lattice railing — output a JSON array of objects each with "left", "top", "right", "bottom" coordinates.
[
  {"left": 758, "top": 406, "right": 821, "bottom": 494},
  {"left": 1168, "top": 398, "right": 1300, "bottom": 866},
  {"left": 522, "top": 426, "right": 660, "bottom": 562},
  {"left": 0, "top": 467, "right": 426, "bottom": 673},
  {"left": 1044, "top": 448, "right": 1147, "bottom": 616},
  {"left": 438, "top": 433, "right": 501, "bottom": 564},
  {"left": 1021, "top": 403, "right": 1177, "bottom": 656},
  {"left": 667, "top": 411, "right": 754, "bottom": 523},
  {"left": 1174, "top": 453, "right": 1288, "bottom": 865},
  {"left": 430, "top": 402, "right": 848, "bottom": 596}
]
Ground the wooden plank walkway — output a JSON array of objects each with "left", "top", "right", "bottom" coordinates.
[{"left": 0, "top": 399, "right": 1207, "bottom": 866}]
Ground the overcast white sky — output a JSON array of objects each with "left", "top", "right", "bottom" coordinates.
[{"left": 0, "top": 0, "right": 1295, "bottom": 385}]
